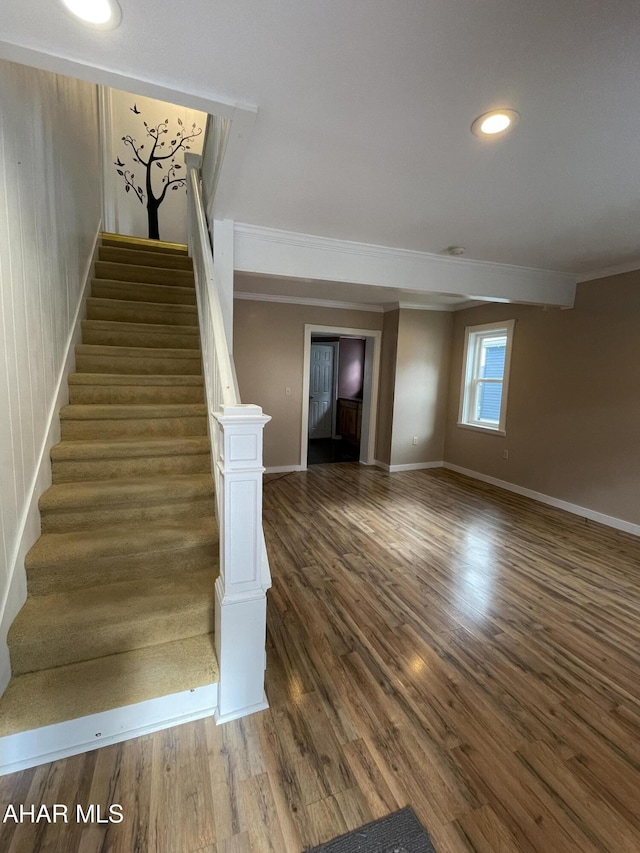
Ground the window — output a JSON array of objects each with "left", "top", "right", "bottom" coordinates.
[{"left": 458, "top": 320, "right": 515, "bottom": 435}]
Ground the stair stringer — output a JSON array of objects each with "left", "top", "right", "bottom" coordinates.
[{"left": 0, "top": 683, "right": 218, "bottom": 775}]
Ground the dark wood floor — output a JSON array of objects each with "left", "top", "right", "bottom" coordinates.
[{"left": 1, "top": 464, "right": 640, "bottom": 852}]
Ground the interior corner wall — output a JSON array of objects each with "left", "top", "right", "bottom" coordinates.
[
  {"left": 375, "top": 310, "right": 399, "bottom": 465},
  {"left": 443, "top": 272, "right": 640, "bottom": 526},
  {"left": 388, "top": 309, "right": 452, "bottom": 466},
  {"left": 0, "top": 59, "right": 102, "bottom": 687},
  {"left": 107, "top": 89, "right": 205, "bottom": 244},
  {"left": 232, "top": 299, "right": 383, "bottom": 469}
]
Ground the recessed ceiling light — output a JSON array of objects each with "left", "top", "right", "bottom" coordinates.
[
  {"left": 61, "top": 0, "right": 122, "bottom": 28},
  {"left": 471, "top": 109, "right": 520, "bottom": 139}
]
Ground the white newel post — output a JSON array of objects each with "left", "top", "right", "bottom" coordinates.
[{"left": 214, "top": 404, "right": 272, "bottom": 723}]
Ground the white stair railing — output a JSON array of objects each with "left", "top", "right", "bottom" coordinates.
[{"left": 186, "top": 153, "right": 272, "bottom": 723}]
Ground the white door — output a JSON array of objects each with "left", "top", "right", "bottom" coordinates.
[{"left": 308, "top": 344, "right": 335, "bottom": 439}]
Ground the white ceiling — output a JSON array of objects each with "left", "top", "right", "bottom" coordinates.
[{"left": 4, "top": 0, "right": 640, "bottom": 275}]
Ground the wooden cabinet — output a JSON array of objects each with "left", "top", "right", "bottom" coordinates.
[{"left": 337, "top": 398, "right": 362, "bottom": 445}]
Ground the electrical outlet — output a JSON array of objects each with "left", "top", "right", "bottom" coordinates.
[
  {"left": 503, "top": 449, "right": 509, "bottom": 460},
  {"left": 412, "top": 436, "right": 418, "bottom": 445}
]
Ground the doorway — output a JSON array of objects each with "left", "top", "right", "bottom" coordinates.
[
  {"left": 301, "top": 324, "right": 382, "bottom": 469},
  {"left": 307, "top": 338, "right": 362, "bottom": 465}
]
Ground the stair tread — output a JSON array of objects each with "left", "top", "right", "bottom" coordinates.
[
  {"left": 91, "top": 280, "right": 196, "bottom": 303},
  {"left": 40, "top": 473, "right": 214, "bottom": 511},
  {"left": 96, "top": 260, "right": 194, "bottom": 278},
  {"left": 59, "top": 403, "right": 206, "bottom": 420},
  {"left": 52, "top": 436, "right": 210, "bottom": 460},
  {"left": 101, "top": 232, "right": 188, "bottom": 254},
  {"left": 76, "top": 343, "right": 201, "bottom": 359},
  {"left": 27, "top": 516, "right": 218, "bottom": 568},
  {"left": 82, "top": 319, "right": 199, "bottom": 335},
  {"left": 95, "top": 264, "right": 194, "bottom": 290},
  {"left": 68, "top": 373, "right": 203, "bottom": 386},
  {"left": 0, "top": 634, "right": 218, "bottom": 738},
  {"left": 98, "top": 246, "right": 193, "bottom": 270},
  {"left": 10, "top": 569, "right": 213, "bottom": 639},
  {"left": 87, "top": 296, "right": 197, "bottom": 314}
]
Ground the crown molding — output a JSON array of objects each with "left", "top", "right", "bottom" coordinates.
[
  {"left": 233, "top": 292, "right": 384, "bottom": 313},
  {"left": 234, "top": 223, "right": 577, "bottom": 308},
  {"left": 452, "top": 299, "right": 485, "bottom": 311},
  {"left": 397, "top": 301, "right": 454, "bottom": 312}
]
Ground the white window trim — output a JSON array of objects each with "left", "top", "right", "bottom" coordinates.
[{"left": 458, "top": 319, "right": 515, "bottom": 436}]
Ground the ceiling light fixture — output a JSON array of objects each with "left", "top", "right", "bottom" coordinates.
[
  {"left": 61, "top": 0, "right": 122, "bottom": 28},
  {"left": 471, "top": 109, "right": 520, "bottom": 139}
]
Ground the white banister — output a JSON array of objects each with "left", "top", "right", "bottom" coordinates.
[{"left": 186, "top": 152, "right": 272, "bottom": 723}]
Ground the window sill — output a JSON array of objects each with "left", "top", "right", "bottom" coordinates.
[{"left": 457, "top": 422, "right": 506, "bottom": 437}]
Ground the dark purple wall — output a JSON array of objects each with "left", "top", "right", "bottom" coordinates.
[{"left": 338, "top": 338, "right": 365, "bottom": 399}]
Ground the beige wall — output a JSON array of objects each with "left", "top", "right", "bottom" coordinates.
[
  {"left": 233, "top": 300, "right": 383, "bottom": 468},
  {"left": 444, "top": 272, "right": 640, "bottom": 525},
  {"left": 390, "top": 309, "right": 452, "bottom": 466},
  {"left": 374, "top": 310, "right": 399, "bottom": 465}
]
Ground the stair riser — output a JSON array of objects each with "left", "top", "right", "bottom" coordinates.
[
  {"left": 27, "top": 542, "right": 217, "bottom": 596},
  {"left": 41, "top": 495, "right": 215, "bottom": 534},
  {"left": 86, "top": 299, "right": 198, "bottom": 327},
  {"left": 60, "top": 417, "right": 207, "bottom": 441},
  {"left": 10, "top": 606, "right": 214, "bottom": 675},
  {"left": 52, "top": 452, "right": 210, "bottom": 483},
  {"left": 101, "top": 235, "right": 188, "bottom": 256},
  {"left": 92, "top": 281, "right": 196, "bottom": 306},
  {"left": 81, "top": 328, "right": 200, "bottom": 350},
  {"left": 69, "top": 384, "right": 205, "bottom": 404},
  {"left": 98, "top": 246, "right": 193, "bottom": 271},
  {"left": 95, "top": 261, "right": 194, "bottom": 288},
  {"left": 75, "top": 353, "right": 202, "bottom": 375}
]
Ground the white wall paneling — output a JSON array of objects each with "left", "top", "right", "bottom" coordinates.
[{"left": 0, "top": 58, "right": 102, "bottom": 694}]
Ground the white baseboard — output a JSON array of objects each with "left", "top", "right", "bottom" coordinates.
[
  {"left": 374, "top": 460, "right": 444, "bottom": 473},
  {"left": 0, "top": 222, "right": 102, "bottom": 697},
  {"left": 214, "top": 693, "right": 269, "bottom": 725},
  {"left": 0, "top": 683, "right": 218, "bottom": 776},
  {"left": 443, "top": 463, "right": 640, "bottom": 538},
  {"left": 265, "top": 465, "right": 305, "bottom": 474}
]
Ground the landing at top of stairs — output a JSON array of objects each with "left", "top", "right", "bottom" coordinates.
[{"left": 101, "top": 231, "right": 188, "bottom": 255}]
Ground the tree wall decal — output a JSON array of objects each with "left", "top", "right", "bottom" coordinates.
[{"left": 114, "top": 107, "right": 203, "bottom": 240}]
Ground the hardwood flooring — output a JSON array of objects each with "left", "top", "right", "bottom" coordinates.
[{"left": 1, "top": 464, "right": 640, "bottom": 852}]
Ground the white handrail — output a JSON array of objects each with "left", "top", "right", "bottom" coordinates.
[
  {"left": 186, "top": 152, "right": 272, "bottom": 723},
  {"left": 187, "top": 161, "right": 239, "bottom": 408}
]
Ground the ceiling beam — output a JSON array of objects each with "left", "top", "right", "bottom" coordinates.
[{"left": 234, "top": 224, "right": 577, "bottom": 308}]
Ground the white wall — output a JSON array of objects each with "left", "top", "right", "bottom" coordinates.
[
  {"left": 106, "top": 89, "right": 205, "bottom": 244},
  {"left": 0, "top": 59, "right": 102, "bottom": 692}
]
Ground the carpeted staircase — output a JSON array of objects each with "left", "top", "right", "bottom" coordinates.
[{"left": 0, "top": 233, "right": 219, "bottom": 737}]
